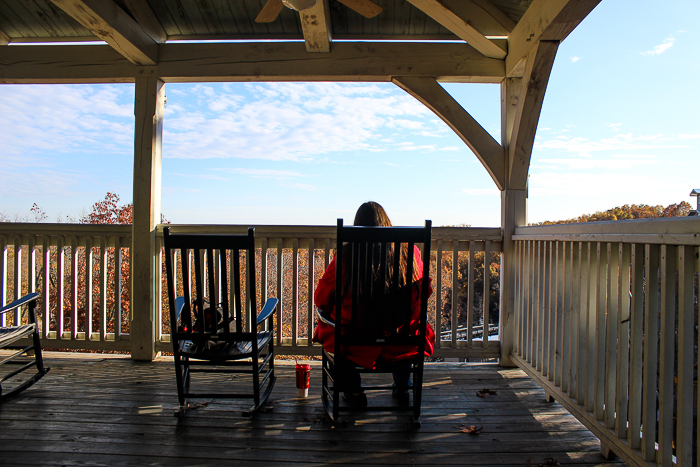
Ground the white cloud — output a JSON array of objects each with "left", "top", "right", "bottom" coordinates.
[
  {"left": 679, "top": 133, "right": 700, "bottom": 140},
  {"left": 571, "top": 56, "right": 581, "bottom": 63},
  {"left": 641, "top": 36, "right": 676, "bottom": 55},
  {"left": 162, "top": 82, "right": 442, "bottom": 162}
]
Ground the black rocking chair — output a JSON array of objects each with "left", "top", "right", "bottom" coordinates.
[
  {"left": 321, "top": 219, "right": 432, "bottom": 426},
  {"left": 163, "top": 227, "right": 278, "bottom": 417},
  {"left": 0, "top": 293, "right": 50, "bottom": 402}
]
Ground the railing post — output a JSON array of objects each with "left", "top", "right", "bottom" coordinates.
[
  {"left": 131, "top": 77, "right": 165, "bottom": 361},
  {"left": 500, "top": 188, "right": 527, "bottom": 367}
]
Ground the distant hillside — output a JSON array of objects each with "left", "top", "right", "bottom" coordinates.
[{"left": 532, "top": 201, "right": 693, "bottom": 226}]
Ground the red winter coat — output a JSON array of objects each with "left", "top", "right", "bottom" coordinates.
[{"left": 313, "top": 246, "right": 435, "bottom": 369}]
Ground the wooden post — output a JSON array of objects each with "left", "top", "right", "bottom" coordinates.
[
  {"left": 498, "top": 72, "right": 529, "bottom": 367},
  {"left": 130, "top": 77, "right": 164, "bottom": 361}
]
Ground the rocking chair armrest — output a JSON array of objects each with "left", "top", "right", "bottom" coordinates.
[
  {"left": 315, "top": 307, "right": 335, "bottom": 328},
  {"left": 256, "top": 297, "right": 279, "bottom": 326},
  {"left": 0, "top": 292, "right": 40, "bottom": 317},
  {"left": 174, "top": 296, "right": 186, "bottom": 321}
]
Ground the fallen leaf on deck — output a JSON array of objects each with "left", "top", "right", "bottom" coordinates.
[
  {"left": 458, "top": 425, "right": 483, "bottom": 435},
  {"left": 476, "top": 388, "right": 497, "bottom": 397},
  {"left": 188, "top": 402, "right": 209, "bottom": 410}
]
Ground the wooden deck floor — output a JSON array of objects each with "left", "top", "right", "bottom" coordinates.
[{"left": 0, "top": 353, "right": 627, "bottom": 467}]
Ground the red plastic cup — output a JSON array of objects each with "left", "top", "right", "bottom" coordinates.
[{"left": 295, "top": 362, "right": 311, "bottom": 397}]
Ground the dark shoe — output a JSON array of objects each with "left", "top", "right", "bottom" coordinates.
[
  {"left": 342, "top": 391, "right": 367, "bottom": 408},
  {"left": 392, "top": 389, "right": 410, "bottom": 406}
]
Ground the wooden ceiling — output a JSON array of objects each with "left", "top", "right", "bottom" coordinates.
[{"left": 0, "top": 0, "right": 531, "bottom": 43}]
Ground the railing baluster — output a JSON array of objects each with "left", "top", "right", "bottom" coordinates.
[
  {"left": 534, "top": 240, "right": 543, "bottom": 371},
  {"left": 42, "top": 236, "right": 50, "bottom": 337},
  {"left": 70, "top": 236, "right": 78, "bottom": 339},
  {"left": 99, "top": 236, "right": 108, "bottom": 340},
  {"left": 291, "top": 238, "right": 299, "bottom": 346},
  {"left": 57, "top": 236, "right": 65, "bottom": 338},
  {"left": 583, "top": 242, "right": 595, "bottom": 411},
  {"left": 276, "top": 238, "right": 283, "bottom": 343},
  {"left": 594, "top": 242, "right": 606, "bottom": 421},
  {"left": 568, "top": 242, "right": 578, "bottom": 400},
  {"left": 641, "top": 243, "right": 660, "bottom": 461},
  {"left": 466, "top": 241, "right": 475, "bottom": 348},
  {"left": 627, "top": 243, "right": 644, "bottom": 450},
  {"left": 545, "top": 240, "right": 554, "bottom": 379},
  {"left": 435, "top": 240, "right": 443, "bottom": 348},
  {"left": 483, "top": 240, "right": 490, "bottom": 348},
  {"left": 577, "top": 242, "right": 588, "bottom": 406},
  {"left": 604, "top": 243, "right": 619, "bottom": 429},
  {"left": 0, "top": 235, "right": 6, "bottom": 315},
  {"left": 554, "top": 241, "right": 564, "bottom": 387},
  {"left": 657, "top": 244, "right": 675, "bottom": 466},
  {"left": 86, "top": 235, "right": 94, "bottom": 339},
  {"left": 451, "top": 240, "right": 458, "bottom": 347},
  {"left": 615, "top": 243, "right": 631, "bottom": 439},
  {"left": 13, "top": 236, "right": 22, "bottom": 322},
  {"left": 260, "top": 237, "right": 268, "bottom": 331},
  {"left": 307, "top": 238, "right": 315, "bottom": 347},
  {"left": 114, "top": 236, "right": 122, "bottom": 339},
  {"left": 675, "top": 245, "right": 694, "bottom": 466}
]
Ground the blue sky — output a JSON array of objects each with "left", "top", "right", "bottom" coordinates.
[{"left": 1, "top": 0, "right": 698, "bottom": 227}]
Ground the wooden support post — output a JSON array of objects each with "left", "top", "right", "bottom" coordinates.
[
  {"left": 499, "top": 76, "right": 527, "bottom": 367},
  {"left": 500, "top": 188, "right": 526, "bottom": 367},
  {"left": 131, "top": 77, "right": 164, "bottom": 361}
]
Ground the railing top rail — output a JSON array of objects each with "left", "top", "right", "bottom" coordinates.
[
  {"left": 514, "top": 217, "right": 700, "bottom": 246},
  {"left": 156, "top": 224, "right": 503, "bottom": 242},
  {"left": 0, "top": 223, "right": 132, "bottom": 237}
]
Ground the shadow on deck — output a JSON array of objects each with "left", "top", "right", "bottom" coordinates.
[{"left": 0, "top": 353, "right": 627, "bottom": 466}]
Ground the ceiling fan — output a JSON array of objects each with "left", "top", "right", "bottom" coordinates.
[{"left": 255, "top": 0, "right": 383, "bottom": 23}]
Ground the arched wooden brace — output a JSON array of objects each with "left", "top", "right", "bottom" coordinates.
[
  {"left": 506, "top": 40, "right": 559, "bottom": 191},
  {"left": 392, "top": 76, "right": 506, "bottom": 191}
]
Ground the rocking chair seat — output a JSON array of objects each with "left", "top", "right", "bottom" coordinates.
[{"left": 178, "top": 330, "right": 273, "bottom": 360}]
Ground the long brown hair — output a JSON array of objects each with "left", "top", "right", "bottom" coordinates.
[{"left": 343, "top": 202, "right": 418, "bottom": 296}]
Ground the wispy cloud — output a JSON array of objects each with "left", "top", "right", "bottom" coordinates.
[
  {"left": 641, "top": 35, "right": 676, "bottom": 55},
  {"left": 281, "top": 182, "right": 317, "bottom": 191},
  {"left": 571, "top": 56, "right": 581, "bottom": 63},
  {"left": 163, "top": 82, "right": 440, "bottom": 161}
]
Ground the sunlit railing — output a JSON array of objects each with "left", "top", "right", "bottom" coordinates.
[
  {"left": 511, "top": 217, "right": 700, "bottom": 467},
  {"left": 0, "top": 223, "right": 132, "bottom": 351},
  {"left": 0, "top": 223, "right": 502, "bottom": 359}
]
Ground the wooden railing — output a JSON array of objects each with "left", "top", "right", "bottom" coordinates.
[
  {"left": 511, "top": 217, "right": 700, "bottom": 467},
  {"left": 0, "top": 223, "right": 502, "bottom": 359},
  {"left": 0, "top": 223, "right": 132, "bottom": 351}
]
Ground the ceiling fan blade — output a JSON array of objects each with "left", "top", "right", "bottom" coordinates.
[
  {"left": 255, "top": 0, "right": 284, "bottom": 23},
  {"left": 337, "top": 0, "right": 383, "bottom": 19}
]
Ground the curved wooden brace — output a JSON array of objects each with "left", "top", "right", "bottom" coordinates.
[{"left": 393, "top": 76, "right": 505, "bottom": 190}]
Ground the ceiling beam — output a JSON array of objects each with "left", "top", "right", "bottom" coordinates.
[
  {"left": 507, "top": 40, "right": 558, "bottom": 190},
  {"left": 406, "top": 0, "right": 507, "bottom": 59},
  {"left": 49, "top": 0, "right": 158, "bottom": 65},
  {"left": 300, "top": 0, "right": 332, "bottom": 53},
  {"left": 0, "top": 28, "right": 9, "bottom": 46},
  {"left": 0, "top": 42, "right": 505, "bottom": 84},
  {"left": 507, "top": 0, "right": 601, "bottom": 77},
  {"left": 393, "top": 76, "right": 505, "bottom": 190}
]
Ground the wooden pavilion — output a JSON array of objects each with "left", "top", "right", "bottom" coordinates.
[{"left": 2, "top": 1, "right": 698, "bottom": 466}]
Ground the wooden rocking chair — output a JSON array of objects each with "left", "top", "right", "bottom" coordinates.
[
  {"left": 0, "top": 293, "right": 50, "bottom": 402},
  {"left": 321, "top": 219, "right": 432, "bottom": 426},
  {"left": 163, "top": 227, "right": 278, "bottom": 417}
]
